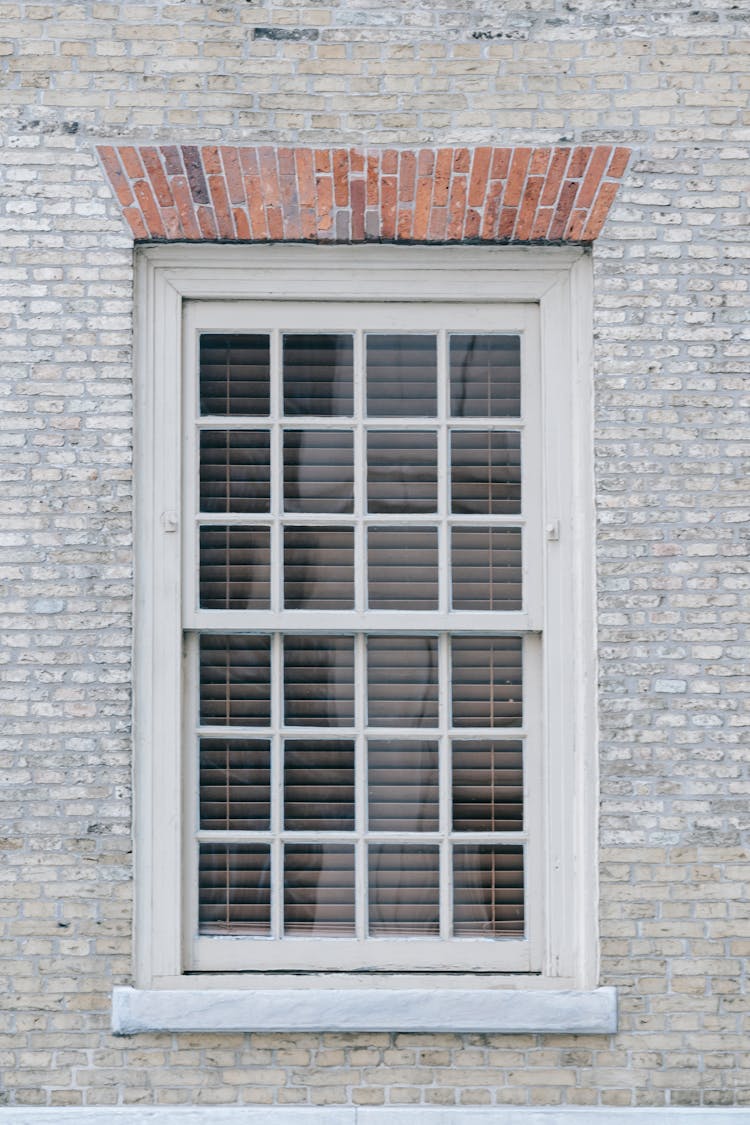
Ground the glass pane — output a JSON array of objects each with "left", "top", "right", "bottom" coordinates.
[
  {"left": 368, "top": 526, "right": 439, "bottom": 610},
  {"left": 199, "top": 634, "right": 271, "bottom": 727},
  {"left": 367, "top": 636, "right": 439, "bottom": 728},
  {"left": 367, "top": 431, "right": 438, "bottom": 514},
  {"left": 367, "top": 740, "right": 439, "bottom": 831},
  {"left": 284, "top": 845, "right": 355, "bottom": 936},
  {"left": 453, "top": 845, "right": 524, "bottom": 937},
  {"left": 284, "top": 740, "right": 355, "bottom": 830},
  {"left": 366, "top": 334, "right": 437, "bottom": 417},
  {"left": 283, "top": 430, "right": 354, "bottom": 514},
  {"left": 199, "top": 526, "right": 270, "bottom": 610},
  {"left": 199, "top": 739, "right": 271, "bottom": 831},
  {"left": 451, "top": 527, "right": 522, "bottom": 611},
  {"left": 284, "top": 636, "right": 355, "bottom": 727},
  {"left": 283, "top": 526, "right": 354, "bottom": 609},
  {"left": 450, "top": 334, "right": 521, "bottom": 418},
  {"left": 200, "top": 430, "right": 270, "bottom": 514},
  {"left": 451, "top": 637, "right": 522, "bottom": 728},
  {"left": 452, "top": 741, "right": 523, "bottom": 832},
  {"left": 200, "top": 334, "right": 270, "bottom": 416},
  {"left": 283, "top": 334, "right": 354, "bottom": 416},
  {"left": 451, "top": 431, "right": 521, "bottom": 515},
  {"left": 368, "top": 845, "right": 440, "bottom": 936},
  {"left": 199, "top": 844, "right": 271, "bottom": 935}
]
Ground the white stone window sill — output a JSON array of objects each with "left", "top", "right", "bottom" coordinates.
[
  {"left": 111, "top": 985, "right": 617, "bottom": 1036},
  {"left": 4, "top": 1111, "right": 750, "bottom": 1125}
]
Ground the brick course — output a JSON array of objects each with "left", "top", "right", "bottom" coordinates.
[{"left": 97, "top": 144, "right": 630, "bottom": 243}]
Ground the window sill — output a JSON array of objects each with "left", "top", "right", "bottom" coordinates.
[{"left": 111, "top": 985, "right": 617, "bottom": 1036}]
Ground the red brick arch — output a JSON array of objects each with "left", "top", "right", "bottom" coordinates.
[{"left": 98, "top": 144, "right": 630, "bottom": 244}]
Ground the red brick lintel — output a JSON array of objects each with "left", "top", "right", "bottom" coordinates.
[{"left": 97, "top": 144, "right": 630, "bottom": 245}]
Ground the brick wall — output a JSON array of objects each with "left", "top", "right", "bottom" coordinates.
[{"left": 1, "top": 0, "right": 749, "bottom": 1109}]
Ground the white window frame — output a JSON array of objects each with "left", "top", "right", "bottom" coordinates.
[
  {"left": 185, "top": 298, "right": 543, "bottom": 974},
  {"left": 130, "top": 244, "right": 603, "bottom": 1021}
]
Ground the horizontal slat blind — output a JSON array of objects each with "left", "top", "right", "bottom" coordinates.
[
  {"left": 199, "top": 634, "right": 271, "bottom": 727},
  {"left": 451, "top": 431, "right": 522, "bottom": 515},
  {"left": 283, "top": 334, "right": 354, "bottom": 417},
  {"left": 200, "top": 429, "right": 270, "bottom": 513},
  {"left": 283, "top": 526, "right": 355, "bottom": 609},
  {"left": 368, "top": 526, "right": 439, "bottom": 610},
  {"left": 199, "top": 739, "right": 271, "bottom": 830},
  {"left": 367, "top": 636, "right": 439, "bottom": 728},
  {"left": 366, "top": 334, "right": 437, "bottom": 417},
  {"left": 200, "top": 334, "right": 270, "bottom": 416},
  {"left": 284, "top": 741, "right": 355, "bottom": 830},
  {"left": 449, "top": 334, "right": 521, "bottom": 418},
  {"left": 367, "top": 740, "right": 439, "bottom": 831},
  {"left": 284, "top": 844, "right": 356, "bottom": 935},
  {"left": 451, "top": 526, "right": 522, "bottom": 611},
  {"left": 452, "top": 741, "right": 523, "bottom": 832},
  {"left": 199, "top": 526, "right": 270, "bottom": 609},
  {"left": 199, "top": 844, "right": 271, "bottom": 934},
  {"left": 368, "top": 845, "right": 440, "bottom": 935},
  {"left": 283, "top": 635, "right": 355, "bottom": 726},
  {"left": 367, "top": 431, "right": 438, "bottom": 513},
  {"left": 283, "top": 429, "right": 354, "bottom": 513},
  {"left": 451, "top": 637, "right": 523, "bottom": 728},
  {"left": 453, "top": 845, "right": 524, "bottom": 936}
]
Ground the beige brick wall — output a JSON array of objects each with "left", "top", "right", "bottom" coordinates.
[{"left": 1, "top": 0, "right": 749, "bottom": 1108}]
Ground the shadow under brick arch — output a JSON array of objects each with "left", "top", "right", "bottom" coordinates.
[{"left": 97, "top": 144, "right": 630, "bottom": 245}]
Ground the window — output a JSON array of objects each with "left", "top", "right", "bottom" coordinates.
[
  {"left": 133, "top": 245, "right": 598, "bottom": 992},
  {"left": 186, "top": 302, "right": 540, "bottom": 973}
]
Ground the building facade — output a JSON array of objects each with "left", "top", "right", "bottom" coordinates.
[{"left": 1, "top": 0, "right": 749, "bottom": 1115}]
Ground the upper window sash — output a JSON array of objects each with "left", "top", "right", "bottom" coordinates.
[{"left": 182, "top": 301, "right": 543, "bottom": 635}]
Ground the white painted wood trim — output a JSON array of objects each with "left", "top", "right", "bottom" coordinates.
[
  {"left": 133, "top": 251, "right": 185, "bottom": 984},
  {"left": 568, "top": 254, "right": 599, "bottom": 988},
  {"left": 135, "top": 244, "right": 598, "bottom": 988},
  {"left": 147, "top": 245, "right": 587, "bottom": 313},
  {"left": 111, "top": 985, "right": 616, "bottom": 1035},
  {"left": 3, "top": 1109, "right": 749, "bottom": 1124}
]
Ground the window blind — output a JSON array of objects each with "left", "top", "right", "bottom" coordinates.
[
  {"left": 192, "top": 326, "right": 532, "bottom": 957},
  {"left": 200, "top": 429, "right": 270, "bottom": 514},
  {"left": 199, "top": 335, "right": 270, "bottom": 416}
]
